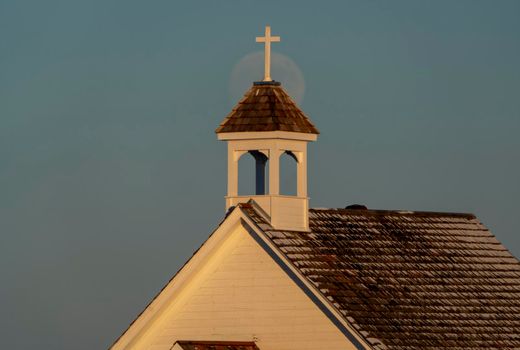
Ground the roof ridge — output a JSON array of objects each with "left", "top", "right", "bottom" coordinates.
[{"left": 310, "top": 207, "right": 477, "bottom": 219}]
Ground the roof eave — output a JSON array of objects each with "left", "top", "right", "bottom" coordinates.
[{"left": 109, "top": 207, "right": 248, "bottom": 349}]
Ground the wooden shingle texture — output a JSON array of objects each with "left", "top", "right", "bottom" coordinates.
[
  {"left": 215, "top": 82, "right": 319, "bottom": 134},
  {"left": 241, "top": 204, "right": 520, "bottom": 349}
]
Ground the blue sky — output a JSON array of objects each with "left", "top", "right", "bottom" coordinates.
[{"left": 1, "top": 1, "right": 519, "bottom": 348}]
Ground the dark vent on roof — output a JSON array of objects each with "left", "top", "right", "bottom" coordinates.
[{"left": 345, "top": 204, "right": 368, "bottom": 210}]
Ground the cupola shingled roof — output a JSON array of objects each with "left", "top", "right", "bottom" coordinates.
[{"left": 215, "top": 81, "right": 319, "bottom": 134}]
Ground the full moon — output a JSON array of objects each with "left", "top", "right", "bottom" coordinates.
[{"left": 229, "top": 51, "right": 306, "bottom": 105}]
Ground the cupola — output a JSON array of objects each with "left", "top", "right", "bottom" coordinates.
[{"left": 216, "top": 26, "right": 319, "bottom": 231}]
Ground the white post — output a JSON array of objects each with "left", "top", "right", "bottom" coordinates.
[
  {"left": 269, "top": 146, "right": 280, "bottom": 195},
  {"left": 227, "top": 144, "right": 238, "bottom": 198},
  {"left": 297, "top": 148, "right": 307, "bottom": 198}
]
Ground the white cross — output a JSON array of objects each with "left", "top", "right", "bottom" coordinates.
[{"left": 256, "top": 26, "right": 281, "bottom": 82}]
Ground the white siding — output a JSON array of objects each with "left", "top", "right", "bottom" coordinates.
[{"left": 129, "top": 225, "right": 357, "bottom": 350}]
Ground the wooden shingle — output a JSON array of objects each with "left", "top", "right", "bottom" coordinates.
[{"left": 215, "top": 82, "right": 319, "bottom": 134}]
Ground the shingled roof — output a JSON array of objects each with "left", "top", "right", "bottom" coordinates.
[
  {"left": 240, "top": 204, "right": 520, "bottom": 349},
  {"left": 215, "top": 81, "right": 319, "bottom": 134}
]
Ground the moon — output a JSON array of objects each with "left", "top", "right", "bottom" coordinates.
[{"left": 229, "top": 51, "right": 306, "bottom": 105}]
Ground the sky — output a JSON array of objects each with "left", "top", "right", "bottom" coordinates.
[{"left": 1, "top": 0, "right": 519, "bottom": 348}]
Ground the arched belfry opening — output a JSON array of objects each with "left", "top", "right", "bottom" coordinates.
[
  {"left": 251, "top": 150, "right": 268, "bottom": 195},
  {"left": 238, "top": 150, "right": 268, "bottom": 196},
  {"left": 280, "top": 151, "right": 298, "bottom": 196},
  {"left": 215, "top": 27, "right": 319, "bottom": 231}
]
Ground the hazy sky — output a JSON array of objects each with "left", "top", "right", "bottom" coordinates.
[{"left": 1, "top": 1, "right": 519, "bottom": 349}]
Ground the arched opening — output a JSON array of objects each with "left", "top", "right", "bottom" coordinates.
[
  {"left": 238, "top": 151, "right": 269, "bottom": 196},
  {"left": 280, "top": 151, "right": 297, "bottom": 196}
]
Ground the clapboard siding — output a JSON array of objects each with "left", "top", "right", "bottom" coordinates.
[{"left": 143, "top": 225, "right": 355, "bottom": 350}]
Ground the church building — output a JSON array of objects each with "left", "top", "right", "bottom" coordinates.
[{"left": 110, "top": 27, "right": 520, "bottom": 350}]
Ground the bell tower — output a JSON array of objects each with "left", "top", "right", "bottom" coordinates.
[{"left": 216, "top": 26, "right": 319, "bottom": 231}]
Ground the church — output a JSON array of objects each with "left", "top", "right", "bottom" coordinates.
[{"left": 110, "top": 27, "right": 520, "bottom": 350}]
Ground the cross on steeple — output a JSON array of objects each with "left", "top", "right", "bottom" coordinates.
[{"left": 256, "top": 26, "right": 280, "bottom": 82}]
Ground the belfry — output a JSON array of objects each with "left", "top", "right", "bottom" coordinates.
[{"left": 216, "top": 26, "right": 319, "bottom": 231}]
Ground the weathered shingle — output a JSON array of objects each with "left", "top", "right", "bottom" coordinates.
[
  {"left": 215, "top": 81, "right": 319, "bottom": 134},
  {"left": 241, "top": 204, "right": 520, "bottom": 349}
]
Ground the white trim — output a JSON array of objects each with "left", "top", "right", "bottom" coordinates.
[
  {"left": 217, "top": 131, "right": 318, "bottom": 141},
  {"left": 110, "top": 209, "right": 245, "bottom": 349}
]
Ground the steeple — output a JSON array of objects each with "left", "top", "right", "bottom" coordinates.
[{"left": 216, "top": 26, "right": 318, "bottom": 231}]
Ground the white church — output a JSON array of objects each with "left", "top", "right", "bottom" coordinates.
[{"left": 110, "top": 27, "right": 520, "bottom": 350}]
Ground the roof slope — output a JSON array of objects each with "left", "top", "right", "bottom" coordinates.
[
  {"left": 215, "top": 82, "right": 319, "bottom": 134},
  {"left": 241, "top": 204, "right": 520, "bottom": 349}
]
